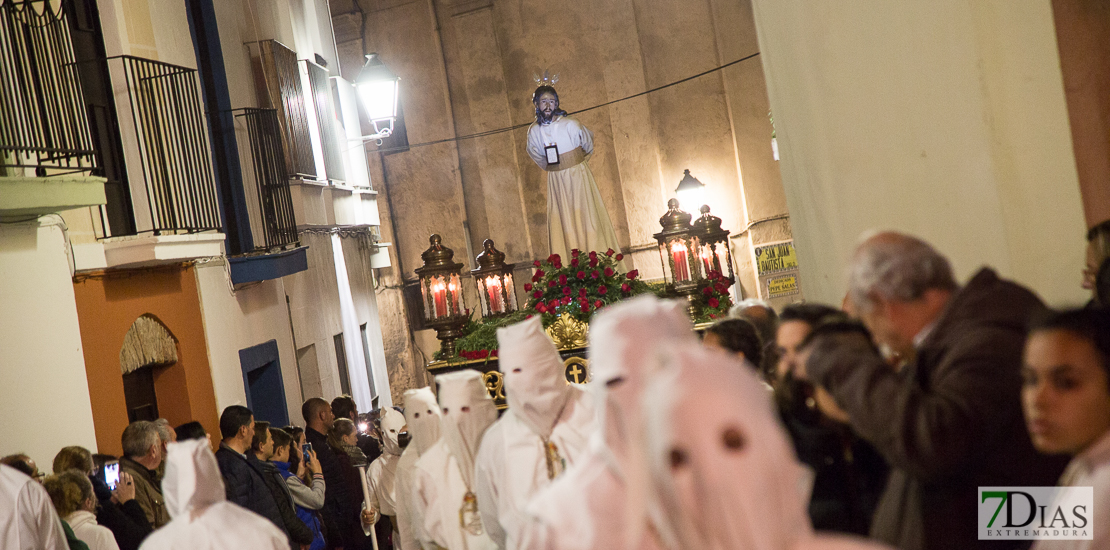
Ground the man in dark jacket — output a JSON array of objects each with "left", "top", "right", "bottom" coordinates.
[
  {"left": 802, "top": 232, "right": 1068, "bottom": 550},
  {"left": 214, "top": 406, "right": 290, "bottom": 543},
  {"left": 304, "top": 397, "right": 361, "bottom": 550}
]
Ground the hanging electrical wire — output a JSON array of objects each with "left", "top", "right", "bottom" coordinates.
[{"left": 351, "top": 51, "right": 761, "bottom": 156}]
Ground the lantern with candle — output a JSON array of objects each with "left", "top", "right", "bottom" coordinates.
[
  {"left": 471, "top": 239, "right": 517, "bottom": 319},
  {"left": 415, "top": 234, "right": 469, "bottom": 357},
  {"left": 691, "top": 205, "right": 736, "bottom": 286},
  {"left": 654, "top": 198, "right": 705, "bottom": 317}
]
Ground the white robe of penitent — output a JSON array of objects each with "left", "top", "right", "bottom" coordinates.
[
  {"left": 139, "top": 439, "right": 287, "bottom": 550},
  {"left": 366, "top": 408, "right": 406, "bottom": 545},
  {"left": 413, "top": 371, "right": 498, "bottom": 550},
  {"left": 474, "top": 316, "right": 597, "bottom": 549},
  {"left": 517, "top": 296, "right": 696, "bottom": 550},
  {"left": 526, "top": 116, "right": 621, "bottom": 261},
  {"left": 639, "top": 342, "right": 889, "bottom": 550},
  {"left": 0, "top": 463, "right": 68, "bottom": 550},
  {"left": 397, "top": 388, "right": 442, "bottom": 550}
]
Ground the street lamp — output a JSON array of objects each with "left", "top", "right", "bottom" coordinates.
[
  {"left": 674, "top": 169, "right": 706, "bottom": 211},
  {"left": 471, "top": 239, "right": 517, "bottom": 318},
  {"left": 691, "top": 205, "right": 736, "bottom": 284},
  {"left": 414, "top": 234, "right": 469, "bottom": 357},
  {"left": 654, "top": 198, "right": 705, "bottom": 318},
  {"left": 354, "top": 53, "right": 400, "bottom": 142}
]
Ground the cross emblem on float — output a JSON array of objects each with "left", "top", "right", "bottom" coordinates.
[{"left": 564, "top": 357, "right": 589, "bottom": 385}]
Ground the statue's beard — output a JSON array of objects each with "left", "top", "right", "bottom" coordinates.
[{"left": 536, "top": 106, "right": 562, "bottom": 125}]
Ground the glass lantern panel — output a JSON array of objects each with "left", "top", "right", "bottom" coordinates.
[
  {"left": 658, "top": 242, "right": 672, "bottom": 285},
  {"left": 428, "top": 274, "right": 451, "bottom": 320},
  {"left": 448, "top": 274, "right": 464, "bottom": 316},
  {"left": 668, "top": 238, "right": 693, "bottom": 283},
  {"left": 483, "top": 275, "right": 505, "bottom": 314},
  {"left": 504, "top": 273, "right": 517, "bottom": 310}
]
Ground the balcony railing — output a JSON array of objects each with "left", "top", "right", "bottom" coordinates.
[
  {"left": 109, "top": 55, "right": 221, "bottom": 234},
  {"left": 234, "top": 108, "right": 299, "bottom": 251},
  {"left": 0, "top": 0, "right": 96, "bottom": 176}
]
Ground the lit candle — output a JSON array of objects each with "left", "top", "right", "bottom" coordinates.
[
  {"left": 432, "top": 280, "right": 447, "bottom": 318},
  {"left": 700, "top": 247, "right": 713, "bottom": 275},
  {"left": 671, "top": 241, "right": 689, "bottom": 282},
  {"left": 486, "top": 276, "right": 503, "bottom": 313},
  {"left": 715, "top": 246, "right": 729, "bottom": 274},
  {"left": 449, "top": 275, "right": 461, "bottom": 314}
]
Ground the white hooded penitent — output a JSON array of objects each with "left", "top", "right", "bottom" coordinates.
[
  {"left": 139, "top": 439, "right": 287, "bottom": 550},
  {"left": 641, "top": 343, "right": 891, "bottom": 550},
  {"left": 413, "top": 370, "right": 498, "bottom": 550},
  {"left": 474, "top": 315, "right": 597, "bottom": 548},
  {"left": 366, "top": 407, "right": 407, "bottom": 528},
  {"left": 518, "top": 295, "right": 696, "bottom": 550},
  {"left": 396, "top": 387, "right": 442, "bottom": 550}
]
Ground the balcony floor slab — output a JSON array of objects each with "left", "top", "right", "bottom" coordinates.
[{"left": 0, "top": 175, "right": 106, "bottom": 218}]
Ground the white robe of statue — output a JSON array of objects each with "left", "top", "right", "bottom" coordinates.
[
  {"left": 413, "top": 371, "right": 499, "bottom": 550},
  {"left": 397, "top": 388, "right": 443, "bottom": 550},
  {"left": 366, "top": 408, "right": 406, "bottom": 546},
  {"left": 517, "top": 296, "right": 697, "bottom": 550},
  {"left": 526, "top": 116, "right": 621, "bottom": 260},
  {"left": 474, "top": 317, "right": 598, "bottom": 549},
  {"left": 638, "top": 341, "right": 890, "bottom": 550}
]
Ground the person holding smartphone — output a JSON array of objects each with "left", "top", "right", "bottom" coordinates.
[
  {"left": 271, "top": 428, "right": 326, "bottom": 550},
  {"left": 54, "top": 448, "right": 152, "bottom": 550}
]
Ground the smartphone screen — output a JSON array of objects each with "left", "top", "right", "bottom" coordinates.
[
  {"left": 103, "top": 461, "right": 120, "bottom": 491},
  {"left": 303, "top": 443, "right": 312, "bottom": 464}
]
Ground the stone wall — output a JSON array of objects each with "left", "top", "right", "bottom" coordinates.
[{"left": 329, "top": 0, "right": 790, "bottom": 379}]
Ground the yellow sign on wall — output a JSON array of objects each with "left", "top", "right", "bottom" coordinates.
[
  {"left": 767, "top": 274, "right": 799, "bottom": 297},
  {"left": 754, "top": 242, "right": 798, "bottom": 275}
]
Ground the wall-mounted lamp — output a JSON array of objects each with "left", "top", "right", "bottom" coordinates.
[{"left": 354, "top": 53, "right": 400, "bottom": 143}]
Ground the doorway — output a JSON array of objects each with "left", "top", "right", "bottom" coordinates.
[{"left": 239, "top": 340, "right": 290, "bottom": 426}]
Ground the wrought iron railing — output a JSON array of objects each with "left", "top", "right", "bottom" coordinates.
[
  {"left": 257, "top": 40, "right": 316, "bottom": 179},
  {"left": 233, "top": 108, "right": 299, "bottom": 251},
  {"left": 0, "top": 0, "right": 96, "bottom": 176},
  {"left": 109, "top": 55, "right": 221, "bottom": 234},
  {"left": 305, "top": 59, "right": 345, "bottom": 183}
]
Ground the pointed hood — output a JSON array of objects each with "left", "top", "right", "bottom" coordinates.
[
  {"left": 404, "top": 387, "right": 442, "bottom": 455},
  {"left": 436, "top": 370, "right": 498, "bottom": 489},
  {"left": 163, "top": 439, "right": 226, "bottom": 519},
  {"left": 380, "top": 407, "right": 406, "bottom": 456},
  {"left": 498, "top": 316, "right": 571, "bottom": 439},
  {"left": 587, "top": 295, "right": 695, "bottom": 465},
  {"left": 642, "top": 343, "right": 814, "bottom": 550}
]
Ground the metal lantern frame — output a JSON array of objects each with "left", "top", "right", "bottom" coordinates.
[
  {"left": 471, "top": 239, "right": 517, "bottom": 319},
  {"left": 691, "top": 205, "right": 736, "bottom": 285},
  {"left": 653, "top": 198, "right": 705, "bottom": 317},
  {"left": 414, "top": 234, "right": 469, "bottom": 357}
]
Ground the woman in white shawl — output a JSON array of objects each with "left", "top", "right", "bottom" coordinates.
[
  {"left": 413, "top": 370, "right": 499, "bottom": 550},
  {"left": 396, "top": 388, "right": 442, "bottom": 550},
  {"left": 138, "top": 439, "right": 287, "bottom": 550},
  {"left": 639, "top": 342, "right": 891, "bottom": 550}
]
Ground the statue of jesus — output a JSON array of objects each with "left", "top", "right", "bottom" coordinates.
[{"left": 526, "top": 82, "right": 622, "bottom": 261}]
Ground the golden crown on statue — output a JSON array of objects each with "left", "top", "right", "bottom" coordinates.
[{"left": 533, "top": 70, "right": 559, "bottom": 86}]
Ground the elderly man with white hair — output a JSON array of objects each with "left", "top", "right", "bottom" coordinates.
[
  {"left": 518, "top": 295, "right": 697, "bottom": 550},
  {"left": 799, "top": 231, "right": 1067, "bottom": 550},
  {"left": 474, "top": 317, "right": 596, "bottom": 549}
]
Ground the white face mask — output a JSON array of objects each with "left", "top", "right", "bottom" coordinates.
[
  {"left": 379, "top": 408, "right": 406, "bottom": 456},
  {"left": 498, "top": 316, "right": 570, "bottom": 439},
  {"left": 642, "top": 344, "right": 813, "bottom": 550},
  {"left": 403, "top": 387, "right": 441, "bottom": 455},
  {"left": 436, "top": 370, "right": 498, "bottom": 489},
  {"left": 587, "top": 296, "right": 696, "bottom": 464}
]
